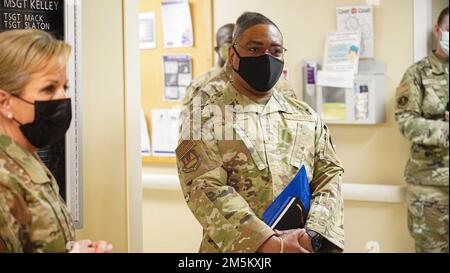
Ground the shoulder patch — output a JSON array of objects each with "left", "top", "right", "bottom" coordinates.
[
  {"left": 176, "top": 140, "right": 222, "bottom": 182},
  {"left": 176, "top": 141, "right": 201, "bottom": 173},
  {"left": 397, "top": 95, "right": 409, "bottom": 107},
  {"left": 181, "top": 149, "right": 202, "bottom": 173}
]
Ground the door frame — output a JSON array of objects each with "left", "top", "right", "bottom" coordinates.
[
  {"left": 123, "top": 0, "right": 143, "bottom": 253},
  {"left": 413, "top": 0, "right": 433, "bottom": 62}
]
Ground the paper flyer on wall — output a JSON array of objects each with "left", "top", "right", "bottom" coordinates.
[
  {"left": 317, "top": 31, "right": 361, "bottom": 88},
  {"left": 161, "top": 0, "right": 194, "bottom": 48},
  {"left": 322, "top": 31, "right": 361, "bottom": 74},
  {"left": 151, "top": 108, "right": 181, "bottom": 157},
  {"left": 163, "top": 54, "right": 192, "bottom": 101},
  {"left": 337, "top": 5, "right": 374, "bottom": 58},
  {"left": 139, "top": 12, "right": 156, "bottom": 49}
]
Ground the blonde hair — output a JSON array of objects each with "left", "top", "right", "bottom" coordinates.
[{"left": 0, "top": 29, "right": 71, "bottom": 95}]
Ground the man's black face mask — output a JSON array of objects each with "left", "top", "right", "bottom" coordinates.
[{"left": 232, "top": 45, "right": 284, "bottom": 92}]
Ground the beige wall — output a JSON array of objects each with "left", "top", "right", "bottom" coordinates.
[
  {"left": 433, "top": 0, "right": 449, "bottom": 27},
  {"left": 143, "top": 185, "right": 202, "bottom": 253},
  {"left": 76, "top": 0, "right": 129, "bottom": 252},
  {"left": 142, "top": 0, "right": 419, "bottom": 252}
]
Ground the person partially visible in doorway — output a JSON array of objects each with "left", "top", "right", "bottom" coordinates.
[{"left": 395, "top": 6, "right": 449, "bottom": 253}]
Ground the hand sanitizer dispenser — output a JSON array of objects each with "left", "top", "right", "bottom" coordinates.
[{"left": 311, "top": 60, "right": 386, "bottom": 125}]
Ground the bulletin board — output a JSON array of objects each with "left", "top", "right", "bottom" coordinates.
[{"left": 139, "top": 0, "right": 214, "bottom": 165}]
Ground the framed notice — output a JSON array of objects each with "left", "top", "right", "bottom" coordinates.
[
  {"left": 139, "top": 12, "right": 156, "bottom": 49},
  {"left": 0, "top": 0, "right": 84, "bottom": 229},
  {"left": 161, "top": 0, "right": 193, "bottom": 48},
  {"left": 163, "top": 54, "right": 192, "bottom": 101}
]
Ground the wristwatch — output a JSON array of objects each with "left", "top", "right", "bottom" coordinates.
[{"left": 306, "top": 230, "right": 323, "bottom": 252}]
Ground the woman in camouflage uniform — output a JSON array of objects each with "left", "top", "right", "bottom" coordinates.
[
  {"left": 395, "top": 7, "right": 449, "bottom": 253},
  {"left": 0, "top": 29, "right": 112, "bottom": 253}
]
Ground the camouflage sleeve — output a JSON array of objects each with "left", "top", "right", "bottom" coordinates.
[
  {"left": 181, "top": 82, "right": 198, "bottom": 107},
  {"left": 0, "top": 181, "right": 29, "bottom": 253},
  {"left": 395, "top": 70, "right": 449, "bottom": 148},
  {"left": 305, "top": 118, "right": 345, "bottom": 253},
  {"left": 176, "top": 140, "right": 275, "bottom": 253}
]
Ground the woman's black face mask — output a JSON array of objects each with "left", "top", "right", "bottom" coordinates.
[
  {"left": 232, "top": 45, "right": 284, "bottom": 92},
  {"left": 13, "top": 96, "right": 72, "bottom": 149}
]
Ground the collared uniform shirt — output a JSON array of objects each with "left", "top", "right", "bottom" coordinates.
[{"left": 176, "top": 82, "right": 344, "bottom": 253}]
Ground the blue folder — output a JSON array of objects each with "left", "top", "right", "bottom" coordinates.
[{"left": 262, "top": 165, "right": 311, "bottom": 228}]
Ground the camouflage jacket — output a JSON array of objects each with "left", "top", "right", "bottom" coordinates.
[
  {"left": 0, "top": 134, "right": 75, "bottom": 253},
  {"left": 395, "top": 51, "right": 449, "bottom": 186},
  {"left": 176, "top": 82, "right": 345, "bottom": 253}
]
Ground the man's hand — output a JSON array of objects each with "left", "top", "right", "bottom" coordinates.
[
  {"left": 274, "top": 229, "right": 310, "bottom": 253},
  {"left": 298, "top": 232, "right": 314, "bottom": 252},
  {"left": 257, "top": 229, "right": 310, "bottom": 253},
  {"left": 275, "top": 229, "right": 314, "bottom": 253},
  {"left": 280, "top": 229, "right": 310, "bottom": 253},
  {"left": 257, "top": 235, "right": 281, "bottom": 253}
]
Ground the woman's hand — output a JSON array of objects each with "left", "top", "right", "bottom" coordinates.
[
  {"left": 68, "top": 239, "right": 113, "bottom": 253},
  {"left": 68, "top": 239, "right": 95, "bottom": 253},
  {"left": 91, "top": 240, "right": 114, "bottom": 253}
]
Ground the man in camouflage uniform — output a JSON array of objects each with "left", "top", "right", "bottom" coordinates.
[
  {"left": 395, "top": 7, "right": 449, "bottom": 253},
  {"left": 176, "top": 12, "right": 344, "bottom": 253}
]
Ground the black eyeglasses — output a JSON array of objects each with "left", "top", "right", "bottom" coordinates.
[{"left": 234, "top": 43, "right": 287, "bottom": 58}]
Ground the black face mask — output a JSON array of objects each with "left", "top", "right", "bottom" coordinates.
[
  {"left": 232, "top": 45, "right": 284, "bottom": 92},
  {"left": 13, "top": 96, "right": 72, "bottom": 149}
]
